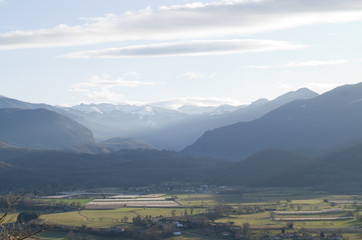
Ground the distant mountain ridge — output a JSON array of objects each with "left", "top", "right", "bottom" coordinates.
[
  {"left": 2, "top": 141, "right": 362, "bottom": 193},
  {"left": 0, "top": 147, "right": 233, "bottom": 193},
  {"left": 0, "top": 88, "right": 318, "bottom": 151},
  {"left": 0, "top": 141, "right": 12, "bottom": 148},
  {"left": 0, "top": 108, "right": 101, "bottom": 153},
  {"left": 183, "top": 82, "right": 362, "bottom": 160},
  {"left": 216, "top": 142, "right": 362, "bottom": 190},
  {"left": 138, "top": 88, "right": 318, "bottom": 150},
  {"left": 0, "top": 95, "right": 72, "bottom": 116},
  {"left": 216, "top": 149, "right": 313, "bottom": 186},
  {"left": 99, "top": 137, "right": 156, "bottom": 152}
]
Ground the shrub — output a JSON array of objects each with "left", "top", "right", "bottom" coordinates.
[{"left": 16, "top": 211, "right": 40, "bottom": 223}]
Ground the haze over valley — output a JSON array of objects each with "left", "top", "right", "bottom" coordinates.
[{"left": 2, "top": 1, "right": 362, "bottom": 239}]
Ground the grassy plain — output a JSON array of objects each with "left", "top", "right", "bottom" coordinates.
[
  {"left": 21, "top": 189, "right": 362, "bottom": 239},
  {"left": 0, "top": 213, "right": 18, "bottom": 224},
  {"left": 41, "top": 207, "right": 208, "bottom": 228}
]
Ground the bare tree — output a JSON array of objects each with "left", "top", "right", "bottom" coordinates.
[{"left": 0, "top": 195, "right": 48, "bottom": 240}]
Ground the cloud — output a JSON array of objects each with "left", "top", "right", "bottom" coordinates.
[
  {"left": 151, "top": 97, "right": 243, "bottom": 110},
  {"left": 69, "top": 73, "right": 162, "bottom": 92},
  {"left": 122, "top": 72, "right": 141, "bottom": 79},
  {"left": 184, "top": 71, "right": 215, "bottom": 79},
  {"left": 244, "top": 59, "right": 349, "bottom": 69},
  {"left": 69, "top": 73, "right": 164, "bottom": 103},
  {"left": 283, "top": 59, "right": 349, "bottom": 67},
  {"left": 84, "top": 88, "right": 124, "bottom": 103},
  {"left": 61, "top": 39, "right": 305, "bottom": 58},
  {"left": 2, "top": 0, "right": 362, "bottom": 50}
]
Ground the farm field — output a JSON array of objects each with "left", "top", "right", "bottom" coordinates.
[
  {"left": 0, "top": 213, "right": 18, "bottom": 224},
  {"left": 41, "top": 207, "right": 208, "bottom": 228},
  {"left": 85, "top": 193, "right": 182, "bottom": 209},
  {"left": 39, "top": 230, "right": 216, "bottom": 240},
  {"left": 38, "top": 198, "right": 93, "bottom": 207},
  {"left": 6, "top": 188, "right": 362, "bottom": 239},
  {"left": 38, "top": 230, "right": 135, "bottom": 240}
]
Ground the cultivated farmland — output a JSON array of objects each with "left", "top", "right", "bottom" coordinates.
[{"left": 85, "top": 194, "right": 180, "bottom": 209}]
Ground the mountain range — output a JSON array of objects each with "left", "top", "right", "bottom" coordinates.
[
  {"left": 183, "top": 82, "right": 362, "bottom": 160},
  {"left": 139, "top": 88, "right": 318, "bottom": 150},
  {"left": 2, "top": 82, "right": 362, "bottom": 193},
  {"left": 99, "top": 137, "right": 156, "bottom": 152},
  {"left": 0, "top": 88, "right": 318, "bottom": 151},
  {"left": 216, "top": 142, "right": 362, "bottom": 192},
  {"left": 2, "top": 141, "right": 362, "bottom": 193},
  {"left": 0, "top": 108, "right": 101, "bottom": 153}
]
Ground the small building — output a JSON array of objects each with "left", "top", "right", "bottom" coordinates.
[
  {"left": 175, "top": 221, "right": 184, "bottom": 228},
  {"left": 220, "top": 232, "right": 231, "bottom": 237}
]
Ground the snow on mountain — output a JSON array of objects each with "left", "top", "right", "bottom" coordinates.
[{"left": 176, "top": 104, "right": 244, "bottom": 115}]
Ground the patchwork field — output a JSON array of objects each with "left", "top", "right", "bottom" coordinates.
[
  {"left": 41, "top": 207, "right": 207, "bottom": 228},
  {"left": 85, "top": 194, "right": 181, "bottom": 209},
  {"left": 5, "top": 188, "right": 362, "bottom": 239}
]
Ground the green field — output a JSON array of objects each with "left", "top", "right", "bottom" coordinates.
[
  {"left": 39, "top": 230, "right": 130, "bottom": 240},
  {"left": 41, "top": 207, "right": 208, "bottom": 228},
  {"left": 5, "top": 189, "right": 362, "bottom": 239},
  {"left": 0, "top": 212, "right": 18, "bottom": 224}
]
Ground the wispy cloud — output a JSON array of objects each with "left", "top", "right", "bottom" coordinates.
[
  {"left": 1, "top": 0, "right": 362, "bottom": 50},
  {"left": 69, "top": 73, "right": 164, "bottom": 103},
  {"left": 82, "top": 88, "right": 125, "bottom": 103},
  {"left": 184, "top": 72, "right": 215, "bottom": 79},
  {"left": 69, "top": 73, "right": 162, "bottom": 92},
  {"left": 244, "top": 59, "right": 349, "bottom": 69},
  {"left": 61, "top": 39, "right": 305, "bottom": 58}
]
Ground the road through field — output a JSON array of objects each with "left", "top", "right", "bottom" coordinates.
[{"left": 77, "top": 211, "right": 89, "bottom": 221}]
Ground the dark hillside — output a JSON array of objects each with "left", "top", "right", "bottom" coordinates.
[
  {"left": 216, "top": 149, "right": 313, "bottom": 186},
  {"left": 183, "top": 82, "right": 362, "bottom": 160},
  {"left": 0, "top": 148, "right": 233, "bottom": 193},
  {"left": 0, "top": 108, "right": 101, "bottom": 153},
  {"left": 215, "top": 143, "right": 362, "bottom": 191},
  {"left": 99, "top": 137, "right": 156, "bottom": 152}
]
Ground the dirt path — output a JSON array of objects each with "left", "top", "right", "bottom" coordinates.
[{"left": 77, "top": 211, "right": 89, "bottom": 221}]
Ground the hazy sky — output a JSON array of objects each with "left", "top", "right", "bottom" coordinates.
[{"left": 1, "top": 0, "right": 362, "bottom": 107}]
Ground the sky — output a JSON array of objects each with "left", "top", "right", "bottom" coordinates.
[{"left": 1, "top": 0, "right": 362, "bottom": 107}]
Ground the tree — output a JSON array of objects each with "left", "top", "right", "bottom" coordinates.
[
  {"left": 16, "top": 211, "right": 40, "bottom": 223},
  {"left": 0, "top": 196, "right": 48, "bottom": 240},
  {"left": 190, "top": 207, "right": 194, "bottom": 215},
  {"left": 171, "top": 210, "right": 176, "bottom": 218},
  {"left": 286, "top": 222, "right": 294, "bottom": 229},
  {"left": 269, "top": 211, "right": 275, "bottom": 220},
  {"left": 86, "top": 235, "right": 96, "bottom": 240},
  {"left": 214, "top": 203, "right": 233, "bottom": 217},
  {"left": 66, "top": 231, "right": 74, "bottom": 240},
  {"left": 241, "top": 222, "right": 252, "bottom": 239}
]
